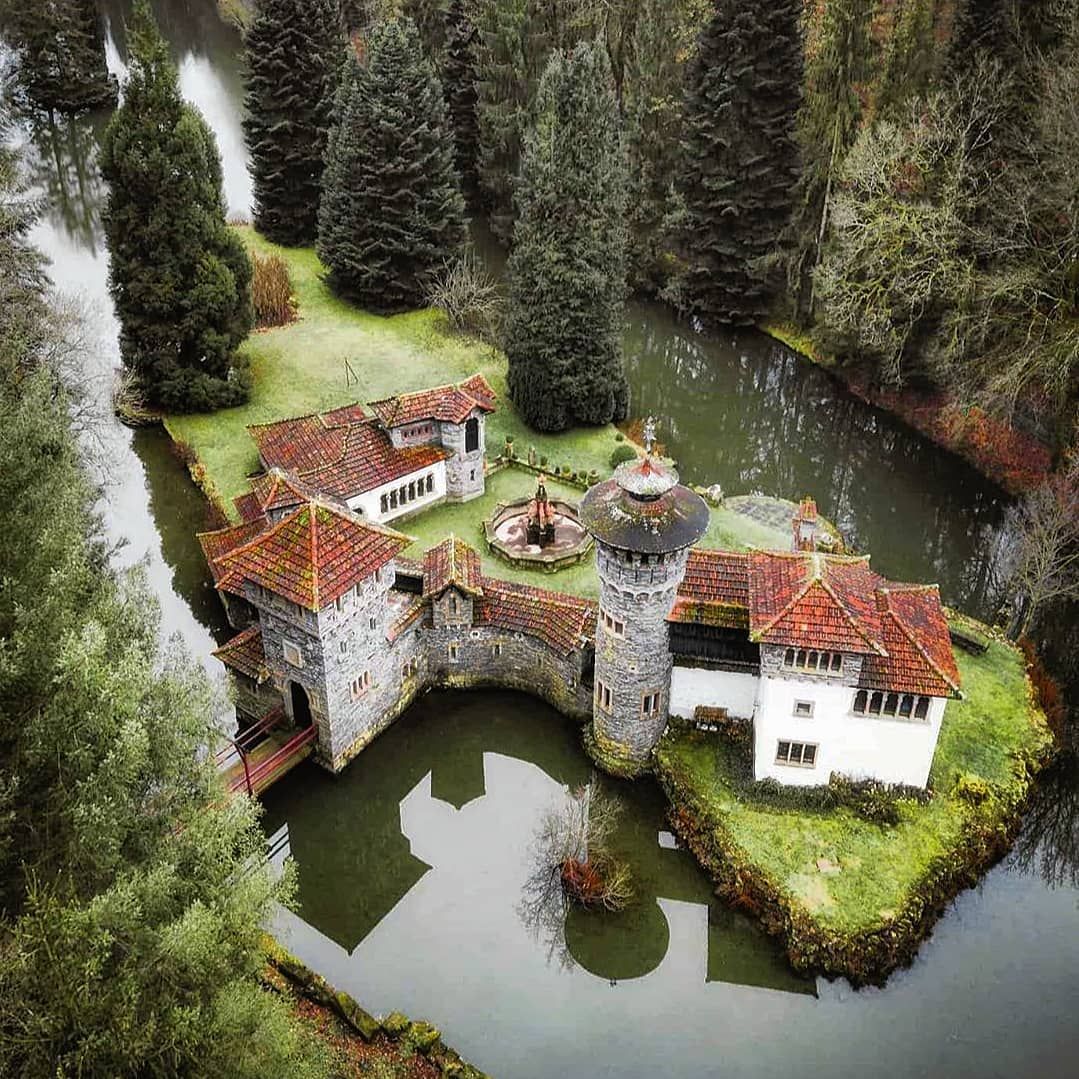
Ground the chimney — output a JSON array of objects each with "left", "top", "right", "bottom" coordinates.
[{"left": 792, "top": 496, "right": 818, "bottom": 552}]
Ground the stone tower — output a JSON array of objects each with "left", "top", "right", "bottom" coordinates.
[{"left": 579, "top": 426, "right": 709, "bottom": 776}]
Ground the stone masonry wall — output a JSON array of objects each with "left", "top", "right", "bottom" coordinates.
[
  {"left": 759, "top": 644, "right": 865, "bottom": 686},
  {"left": 591, "top": 543, "right": 692, "bottom": 773}
]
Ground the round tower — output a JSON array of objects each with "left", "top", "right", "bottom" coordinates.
[{"left": 579, "top": 427, "right": 709, "bottom": 776}]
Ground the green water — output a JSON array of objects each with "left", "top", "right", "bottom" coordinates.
[{"left": 8, "top": 2, "right": 1077, "bottom": 1075}]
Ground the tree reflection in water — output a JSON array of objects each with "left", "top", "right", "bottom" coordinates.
[{"left": 1012, "top": 741, "right": 1079, "bottom": 890}]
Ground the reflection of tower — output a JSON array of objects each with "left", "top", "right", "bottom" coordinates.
[
  {"left": 580, "top": 421, "right": 709, "bottom": 776},
  {"left": 792, "top": 496, "right": 818, "bottom": 551}
]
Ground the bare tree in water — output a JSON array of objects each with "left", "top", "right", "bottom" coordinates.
[
  {"left": 518, "top": 776, "right": 634, "bottom": 964},
  {"left": 1005, "top": 454, "right": 1079, "bottom": 639}
]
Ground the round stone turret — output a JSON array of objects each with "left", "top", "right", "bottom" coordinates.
[{"left": 580, "top": 443, "right": 709, "bottom": 777}]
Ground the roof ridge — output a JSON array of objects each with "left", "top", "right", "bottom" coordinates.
[
  {"left": 880, "top": 598, "right": 961, "bottom": 694},
  {"left": 247, "top": 411, "right": 322, "bottom": 432},
  {"left": 816, "top": 575, "right": 889, "bottom": 656},
  {"left": 479, "top": 575, "right": 595, "bottom": 611},
  {"left": 216, "top": 503, "right": 310, "bottom": 569},
  {"left": 310, "top": 502, "right": 320, "bottom": 609},
  {"left": 750, "top": 559, "right": 818, "bottom": 641}
]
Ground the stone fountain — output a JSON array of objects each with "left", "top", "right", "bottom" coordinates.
[{"left": 484, "top": 475, "right": 593, "bottom": 572}]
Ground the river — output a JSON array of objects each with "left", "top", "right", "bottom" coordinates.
[{"left": 6, "top": 2, "right": 1077, "bottom": 1076}]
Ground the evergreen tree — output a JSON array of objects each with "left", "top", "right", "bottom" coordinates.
[
  {"left": 678, "top": 0, "right": 803, "bottom": 325},
  {"left": 623, "top": 0, "right": 683, "bottom": 292},
  {"left": 876, "top": 0, "right": 942, "bottom": 117},
  {"left": 505, "top": 42, "right": 629, "bottom": 431},
  {"left": 100, "top": 1, "right": 253, "bottom": 413},
  {"left": 443, "top": 0, "right": 481, "bottom": 204},
  {"left": 0, "top": 134, "right": 329, "bottom": 1079},
  {"left": 786, "top": 0, "right": 874, "bottom": 321},
  {"left": 317, "top": 18, "right": 466, "bottom": 311},
  {"left": 403, "top": 0, "right": 447, "bottom": 61},
  {"left": 242, "top": 0, "right": 343, "bottom": 245},
  {"left": 1, "top": 0, "right": 116, "bottom": 113}
]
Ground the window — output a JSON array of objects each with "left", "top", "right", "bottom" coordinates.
[
  {"left": 465, "top": 416, "right": 479, "bottom": 452},
  {"left": 408, "top": 481, "right": 416, "bottom": 501},
  {"left": 493, "top": 642, "right": 503, "bottom": 657},
  {"left": 793, "top": 700, "right": 814, "bottom": 718},
  {"left": 402, "top": 657, "right": 419, "bottom": 677},
  {"left": 369, "top": 616, "right": 378, "bottom": 630},
  {"left": 449, "top": 594, "right": 459, "bottom": 616},
  {"left": 335, "top": 590, "right": 350, "bottom": 613},
  {"left": 389, "top": 489, "right": 398, "bottom": 509},
  {"left": 596, "top": 680, "right": 613, "bottom": 711},
  {"left": 469, "top": 469, "right": 476, "bottom": 482},
  {"left": 783, "top": 648, "right": 843, "bottom": 673},
  {"left": 776, "top": 740, "right": 818, "bottom": 767},
  {"left": 283, "top": 641, "right": 303, "bottom": 668},
  {"left": 380, "top": 494, "right": 388, "bottom": 514},
  {"left": 426, "top": 474, "right": 434, "bottom": 494},
  {"left": 350, "top": 671, "right": 371, "bottom": 700},
  {"left": 374, "top": 567, "right": 382, "bottom": 583},
  {"left": 339, "top": 640, "right": 348, "bottom": 655},
  {"left": 448, "top": 642, "right": 459, "bottom": 662},
  {"left": 853, "top": 691, "right": 932, "bottom": 721},
  {"left": 600, "top": 608, "right": 625, "bottom": 637},
  {"left": 641, "top": 691, "right": 660, "bottom": 717}
]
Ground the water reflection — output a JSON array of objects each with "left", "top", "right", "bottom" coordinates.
[
  {"left": 260, "top": 691, "right": 810, "bottom": 995},
  {"left": 622, "top": 302, "right": 1013, "bottom": 621}
]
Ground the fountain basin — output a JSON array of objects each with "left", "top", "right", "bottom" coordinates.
[{"left": 483, "top": 498, "right": 594, "bottom": 572}]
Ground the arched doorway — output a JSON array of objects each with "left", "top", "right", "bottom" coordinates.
[{"left": 290, "top": 681, "right": 312, "bottom": 729}]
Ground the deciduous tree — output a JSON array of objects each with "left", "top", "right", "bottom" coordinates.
[
  {"left": 317, "top": 18, "right": 466, "bottom": 311},
  {"left": 100, "top": 0, "right": 253, "bottom": 412},
  {"left": 505, "top": 42, "right": 628, "bottom": 430},
  {"left": 242, "top": 0, "right": 343, "bottom": 245}
]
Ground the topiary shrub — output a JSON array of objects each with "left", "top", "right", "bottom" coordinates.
[{"left": 610, "top": 444, "right": 637, "bottom": 469}]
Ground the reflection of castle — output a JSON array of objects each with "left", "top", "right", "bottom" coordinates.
[{"left": 200, "top": 385, "right": 960, "bottom": 789}]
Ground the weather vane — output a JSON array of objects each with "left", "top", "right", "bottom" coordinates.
[{"left": 643, "top": 416, "right": 657, "bottom": 455}]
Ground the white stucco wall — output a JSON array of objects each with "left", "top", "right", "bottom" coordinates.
[
  {"left": 669, "top": 665, "right": 759, "bottom": 720},
  {"left": 752, "top": 673, "right": 947, "bottom": 788},
  {"left": 347, "top": 461, "right": 447, "bottom": 523}
]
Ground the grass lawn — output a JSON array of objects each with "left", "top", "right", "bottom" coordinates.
[
  {"left": 656, "top": 637, "right": 1052, "bottom": 934},
  {"left": 164, "top": 228, "right": 792, "bottom": 583},
  {"left": 165, "top": 228, "right": 626, "bottom": 511}
]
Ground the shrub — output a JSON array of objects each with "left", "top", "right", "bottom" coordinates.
[
  {"left": 1020, "top": 639, "right": 1067, "bottom": 743},
  {"left": 539, "top": 454, "right": 548, "bottom": 467},
  {"left": 424, "top": 251, "right": 503, "bottom": 342},
  {"left": 251, "top": 253, "right": 296, "bottom": 328},
  {"left": 614, "top": 432, "right": 624, "bottom": 442},
  {"left": 609, "top": 444, "right": 638, "bottom": 469},
  {"left": 955, "top": 774, "right": 994, "bottom": 805}
]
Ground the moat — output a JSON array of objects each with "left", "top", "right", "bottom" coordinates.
[{"left": 11, "top": 1, "right": 1079, "bottom": 1076}]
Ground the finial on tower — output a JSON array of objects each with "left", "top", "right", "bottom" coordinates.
[{"left": 643, "top": 416, "right": 657, "bottom": 455}]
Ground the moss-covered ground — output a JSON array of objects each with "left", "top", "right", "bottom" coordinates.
[
  {"left": 655, "top": 635, "right": 1052, "bottom": 952},
  {"left": 164, "top": 229, "right": 791, "bottom": 589}
]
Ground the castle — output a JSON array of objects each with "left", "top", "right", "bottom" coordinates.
[{"left": 200, "top": 378, "right": 960, "bottom": 788}]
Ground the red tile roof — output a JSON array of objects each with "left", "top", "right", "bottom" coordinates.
[
  {"left": 860, "top": 585, "right": 961, "bottom": 697},
  {"left": 387, "top": 595, "right": 428, "bottom": 641},
  {"left": 235, "top": 468, "right": 319, "bottom": 521},
  {"left": 249, "top": 415, "right": 446, "bottom": 500},
  {"left": 477, "top": 576, "right": 596, "bottom": 656},
  {"left": 198, "top": 518, "right": 271, "bottom": 588},
  {"left": 367, "top": 373, "right": 497, "bottom": 428},
  {"left": 670, "top": 549, "right": 751, "bottom": 630},
  {"left": 748, "top": 551, "right": 886, "bottom": 655},
  {"left": 215, "top": 502, "right": 410, "bottom": 610},
  {"left": 213, "top": 625, "right": 270, "bottom": 683},
  {"left": 424, "top": 536, "right": 484, "bottom": 598}
]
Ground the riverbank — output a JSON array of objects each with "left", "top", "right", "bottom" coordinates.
[
  {"left": 760, "top": 323, "right": 1054, "bottom": 495},
  {"left": 262, "top": 935, "right": 487, "bottom": 1078},
  {"left": 654, "top": 630, "right": 1054, "bottom": 986}
]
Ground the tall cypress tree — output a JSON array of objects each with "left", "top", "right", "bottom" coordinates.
[
  {"left": 679, "top": 0, "right": 803, "bottom": 326},
  {"left": 2, "top": 0, "right": 116, "bottom": 113},
  {"left": 101, "top": 1, "right": 253, "bottom": 413},
  {"left": 443, "top": 0, "right": 481, "bottom": 205},
  {"left": 242, "top": 0, "right": 343, "bottom": 246},
  {"left": 505, "top": 42, "right": 629, "bottom": 431},
  {"left": 317, "top": 18, "right": 466, "bottom": 311}
]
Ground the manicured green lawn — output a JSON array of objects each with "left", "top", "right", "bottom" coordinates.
[
  {"left": 656, "top": 637, "right": 1052, "bottom": 933},
  {"left": 165, "top": 228, "right": 625, "bottom": 510}
]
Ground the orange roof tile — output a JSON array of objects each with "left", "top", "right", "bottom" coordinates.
[
  {"left": 368, "top": 373, "right": 496, "bottom": 428},
  {"left": 423, "top": 537, "right": 484, "bottom": 598},
  {"left": 213, "top": 625, "right": 270, "bottom": 683},
  {"left": 249, "top": 414, "right": 446, "bottom": 500},
  {"left": 198, "top": 518, "right": 271, "bottom": 587},
  {"left": 215, "top": 502, "right": 410, "bottom": 610},
  {"left": 477, "top": 577, "right": 596, "bottom": 656}
]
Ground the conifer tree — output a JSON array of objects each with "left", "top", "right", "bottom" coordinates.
[
  {"left": 100, "top": 1, "right": 253, "bottom": 413},
  {"left": 678, "top": 0, "right": 803, "bottom": 325},
  {"left": 623, "top": 0, "right": 683, "bottom": 292},
  {"left": 242, "top": 0, "right": 343, "bottom": 246},
  {"left": 403, "top": 0, "right": 447, "bottom": 61},
  {"left": 505, "top": 43, "right": 629, "bottom": 431},
  {"left": 443, "top": 0, "right": 481, "bottom": 204},
  {"left": 1, "top": 0, "right": 116, "bottom": 112},
  {"left": 876, "top": 0, "right": 941, "bottom": 116},
  {"left": 317, "top": 18, "right": 466, "bottom": 311},
  {"left": 787, "top": 0, "right": 873, "bottom": 320}
]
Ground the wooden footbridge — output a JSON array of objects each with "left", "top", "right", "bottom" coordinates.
[{"left": 215, "top": 706, "right": 317, "bottom": 797}]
